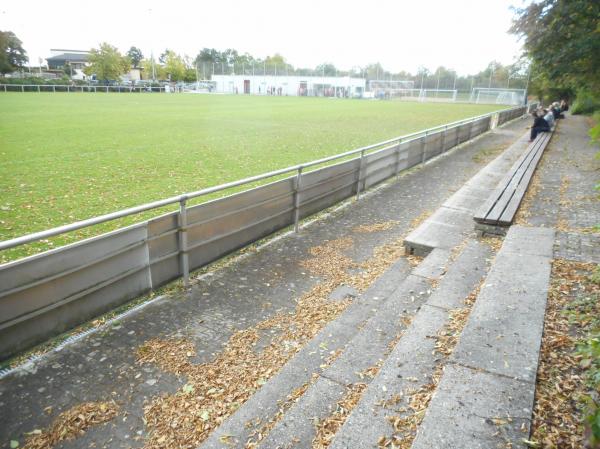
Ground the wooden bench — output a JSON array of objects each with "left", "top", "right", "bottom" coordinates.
[{"left": 473, "top": 128, "right": 555, "bottom": 235}]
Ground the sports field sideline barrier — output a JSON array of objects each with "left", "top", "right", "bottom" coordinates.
[
  {"left": 0, "top": 84, "right": 166, "bottom": 93},
  {"left": 0, "top": 105, "right": 528, "bottom": 360}
]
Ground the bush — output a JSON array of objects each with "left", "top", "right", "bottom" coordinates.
[
  {"left": 572, "top": 90, "right": 600, "bottom": 115},
  {"left": 590, "top": 112, "right": 600, "bottom": 144}
]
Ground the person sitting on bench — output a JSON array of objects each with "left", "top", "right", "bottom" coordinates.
[
  {"left": 543, "top": 108, "right": 555, "bottom": 128},
  {"left": 552, "top": 101, "right": 565, "bottom": 119},
  {"left": 529, "top": 110, "right": 550, "bottom": 142}
]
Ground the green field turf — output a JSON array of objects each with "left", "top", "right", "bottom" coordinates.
[{"left": 0, "top": 93, "right": 502, "bottom": 261}]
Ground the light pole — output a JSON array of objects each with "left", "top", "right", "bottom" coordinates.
[{"left": 151, "top": 52, "right": 156, "bottom": 81}]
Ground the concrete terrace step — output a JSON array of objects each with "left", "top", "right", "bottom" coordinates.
[
  {"left": 325, "top": 239, "right": 493, "bottom": 449},
  {"left": 198, "top": 249, "right": 446, "bottom": 448},
  {"left": 253, "top": 267, "right": 440, "bottom": 448},
  {"left": 411, "top": 226, "right": 554, "bottom": 449},
  {"left": 404, "top": 129, "right": 531, "bottom": 256}
]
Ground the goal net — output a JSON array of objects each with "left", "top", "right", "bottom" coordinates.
[
  {"left": 181, "top": 81, "right": 217, "bottom": 93},
  {"left": 368, "top": 80, "right": 415, "bottom": 99},
  {"left": 470, "top": 88, "right": 526, "bottom": 105},
  {"left": 419, "top": 89, "right": 458, "bottom": 102},
  {"left": 389, "top": 88, "right": 422, "bottom": 101},
  {"left": 385, "top": 88, "right": 458, "bottom": 102}
]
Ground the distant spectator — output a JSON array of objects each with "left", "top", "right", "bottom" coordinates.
[
  {"left": 560, "top": 99, "right": 569, "bottom": 112},
  {"left": 529, "top": 110, "right": 550, "bottom": 142}
]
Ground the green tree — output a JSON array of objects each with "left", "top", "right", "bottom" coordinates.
[
  {"left": 315, "top": 63, "right": 337, "bottom": 76},
  {"left": 161, "top": 50, "right": 187, "bottom": 81},
  {"left": 127, "top": 46, "right": 143, "bottom": 67},
  {"left": 0, "top": 31, "right": 28, "bottom": 74},
  {"left": 139, "top": 58, "right": 158, "bottom": 80},
  {"left": 84, "top": 43, "right": 130, "bottom": 81},
  {"left": 511, "top": 0, "right": 600, "bottom": 94},
  {"left": 194, "top": 48, "right": 223, "bottom": 65}
]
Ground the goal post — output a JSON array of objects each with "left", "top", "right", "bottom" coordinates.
[
  {"left": 470, "top": 88, "right": 526, "bottom": 105},
  {"left": 419, "top": 89, "right": 458, "bottom": 102},
  {"left": 367, "top": 80, "right": 415, "bottom": 99}
]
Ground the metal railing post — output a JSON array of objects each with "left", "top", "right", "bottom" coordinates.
[
  {"left": 394, "top": 138, "right": 402, "bottom": 178},
  {"left": 356, "top": 149, "right": 366, "bottom": 200},
  {"left": 421, "top": 131, "right": 428, "bottom": 164},
  {"left": 441, "top": 125, "right": 447, "bottom": 152},
  {"left": 293, "top": 166, "right": 303, "bottom": 232},
  {"left": 178, "top": 197, "right": 190, "bottom": 287}
]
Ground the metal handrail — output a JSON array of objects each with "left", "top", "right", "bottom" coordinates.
[{"left": 0, "top": 107, "right": 517, "bottom": 252}]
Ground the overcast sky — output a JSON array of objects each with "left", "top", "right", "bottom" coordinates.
[{"left": 1, "top": 0, "right": 527, "bottom": 75}]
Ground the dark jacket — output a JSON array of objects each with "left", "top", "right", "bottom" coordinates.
[
  {"left": 552, "top": 107, "right": 561, "bottom": 119},
  {"left": 533, "top": 116, "right": 549, "bottom": 128}
]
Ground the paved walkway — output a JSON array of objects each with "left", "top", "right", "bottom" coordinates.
[{"left": 518, "top": 114, "right": 600, "bottom": 263}]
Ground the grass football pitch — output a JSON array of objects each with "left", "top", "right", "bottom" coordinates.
[{"left": 0, "top": 93, "right": 503, "bottom": 261}]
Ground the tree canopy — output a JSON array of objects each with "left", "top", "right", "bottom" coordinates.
[
  {"left": 84, "top": 43, "right": 130, "bottom": 81},
  {"left": 127, "top": 46, "right": 144, "bottom": 68},
  {"left": 511, "top": 0, "right": 600, "bottom": 96},
  {"left": 0, "top": 31, "right": 28, "bottom": 74}
]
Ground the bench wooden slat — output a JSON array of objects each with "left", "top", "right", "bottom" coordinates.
[
  {"left": 473, "top": 128, "right": 554, "bottom": 229},
  {"left": 485, "top": 138, "right": 546, "bottom": 223},
  {"left": 497, "top": 133, "right": 551, "bottom": 224},
  {"left": 474, "top": 137, "right": 543, "bottom": 224}
]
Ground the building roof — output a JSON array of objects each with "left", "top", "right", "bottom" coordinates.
[
  {"left": 46, "top": 53, "right": 89, "bottom": 63},
  {"left": 50, "top": 49, "right": 89, "bottom": 53}
]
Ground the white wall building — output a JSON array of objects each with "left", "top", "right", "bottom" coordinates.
[{"left": 210, "top": 75, "right": 366, "bottom": 97}]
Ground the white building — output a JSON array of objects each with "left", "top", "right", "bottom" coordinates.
[{"left": 210, "top": 75, "right": 366, "bottom": 97}]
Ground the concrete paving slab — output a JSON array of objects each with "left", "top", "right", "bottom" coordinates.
[
  {"left": 451, "top": 252, "right": 550, "bottom": 382},
  {"left": 428, "top": 206, "right": 474, "bottom": 228},
  {"left": 451, "top": 227, "right": 553, "bottom": 382},
  {"left": 259, "top": 376, "right": 347, "bottom": 449},
  {"left": 555, "top": 231, "right": 600, "bottom": 264},
  {"left": 426, "top": 240, "right": 492, "bottom": 311},
  {"left": 443, "top": 189, "right": 490, "bottom": 212},
  {"left": 357, "top": 257, "right": 411, "bottom": 304},
  {"left": 503, "top": 225, "right": 555, "bottom": 258},
  {"left": 324, "top": 275, "right": 432, "bottom": 386},
  {"left": 329, "top": 306, "right": 449, "bottom": 449},
  {"left": 410, "top": 248, "right": 451, "bottom": 280},
  {"left": 411, "top": 364, "right": 533, "bottom": 449},
  {"left": 404, "top": 221, "right": 466, "bottom": 255}
]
